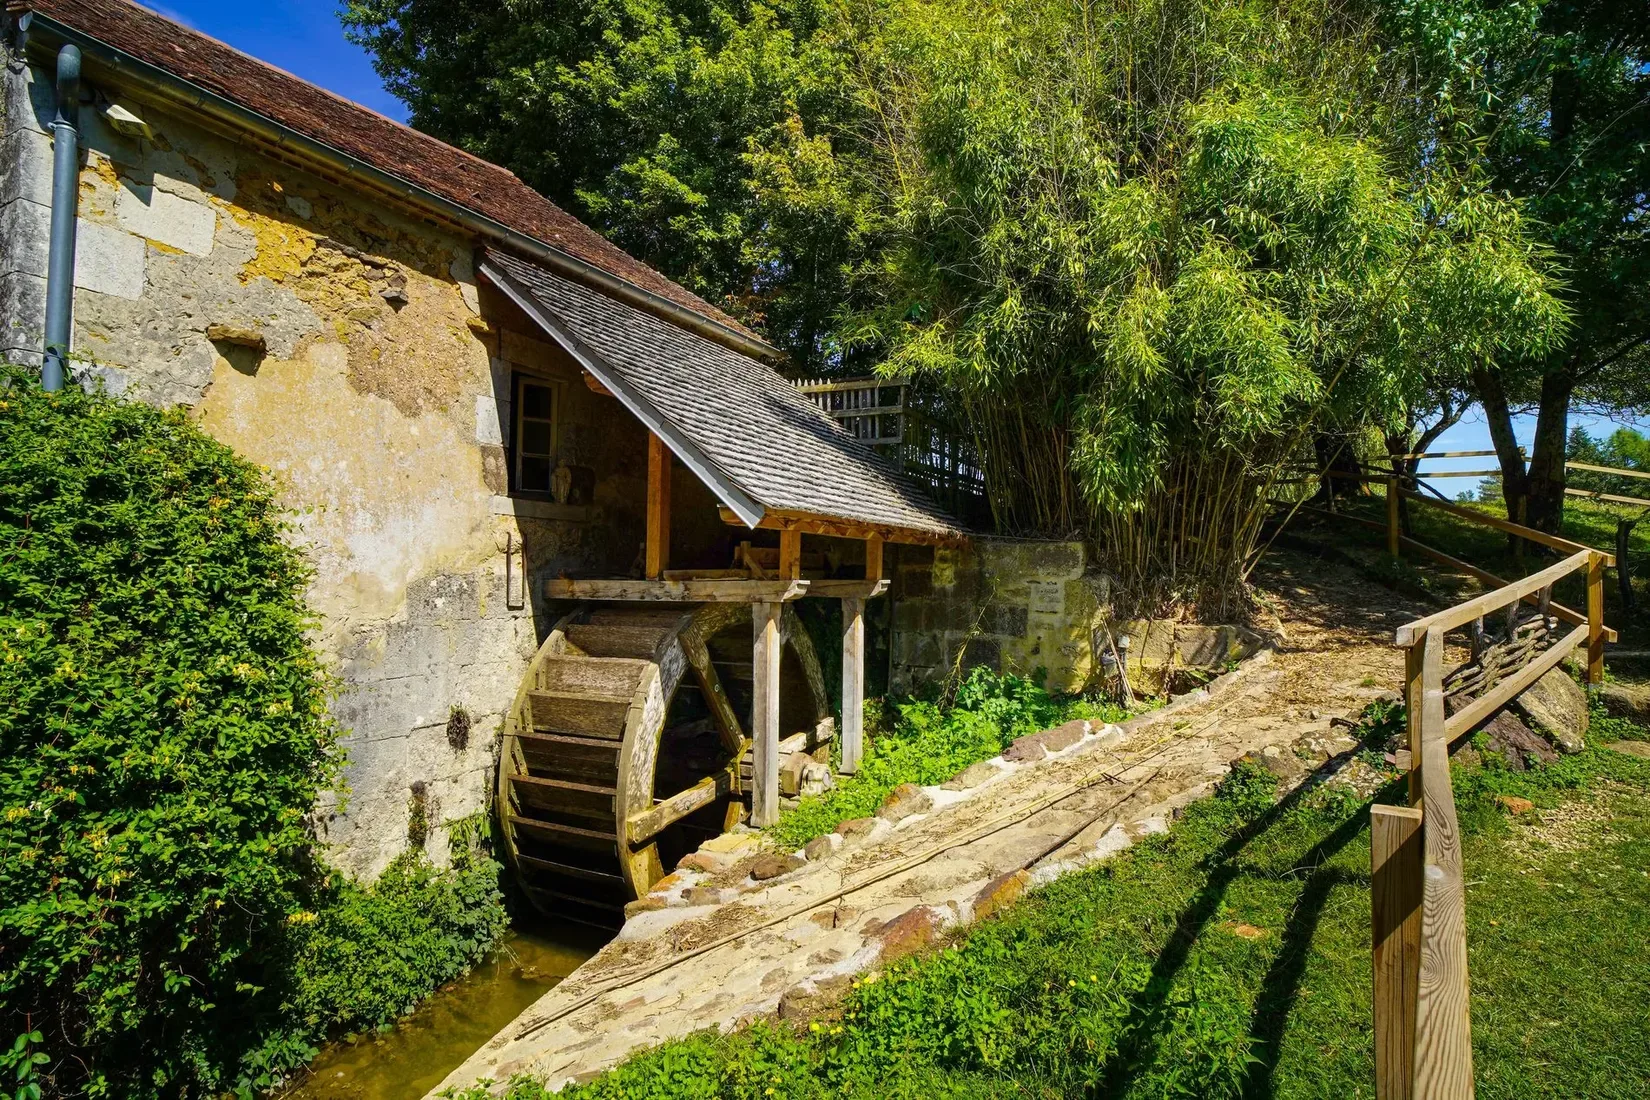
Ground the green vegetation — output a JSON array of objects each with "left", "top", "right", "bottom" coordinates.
[
  {"left": 770, "top": 667, "right": 1136, "bottom": 849},
  {"left": 0, "top": 371, "right": 506, "bottom": 1097},
  {"left": 448, "top": 702, "right": 1650, "bottom": 1100}
]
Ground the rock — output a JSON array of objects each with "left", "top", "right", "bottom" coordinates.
[
  {"left": 972, "top": 869, "right": 1030, "bottom": 921},
  {"left": 779, "top": 751, "right": 811, "bottom": 796},
  {"left": 1250, "top": 747, "right": 1305, "bottom": 782},
  {"left": 1512, "top": 668, "right": 1588, "bottom": 753},
  {"left": 1495, "top": 794, "right": 1534, "bottom": 815},
  {"left": 799, "top": 761, "right": 835, "bottom": 797},
  {"left": 204, "top": 322, "right": 266, "bottom": 350},
  {"left": 683, "top": 886, "right": 725, "bottom": 906},
  {"left": 877, "top": 783, "right": 932, "bottom": 823},
  {"left": 778, "top": 975, "right": 854, "bottom": 1021},
  {"left": 700, "top": 832, "right": 766, "bottom": 855},
  {"left": 1478, "top": 710, "right": 1556, "bottom": 771},
  {"left": 803, "top": 834, "right": 838, "bottom": 862},
  {"left": 750, "top": 854, "right": 806, "bottom": 881},
  {"left": 623, "top": 896, "right": 669, "bottom": 919},
  {"left": 838, "top": 816, "right": 878, "bottom": 838},
  {"left": 1599, "top": 681, "right": 1650, "bottom": 724},
  {"left": 943, "top": 760, "right": 1003, "bottom": 790},
  {"left": 874, "top": 905, "right": 946, "bottom": 963},
  {"left": 1003, "top": 734, "right": 1048, "bottom": 763},
  {"left": 1607, "top": 740, "right": 1650, "bottom": 759},
  {"left": 676, "top": 852, "right": 725, "bottom": 874}
]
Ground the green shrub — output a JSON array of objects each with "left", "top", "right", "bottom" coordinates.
[
  {"left": 0, "top": 372, "right": 508, "bottom": 1096},
  {"left": 768, "top": 667, "right": 1133, "bottom": 849}
]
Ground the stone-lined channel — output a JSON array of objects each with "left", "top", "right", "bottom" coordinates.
[{"left": 279, "top": 920, "right": 609, "bottom": 1100}]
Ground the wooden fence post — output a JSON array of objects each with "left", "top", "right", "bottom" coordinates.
[
  {"left": 1405, "top": 642, "right": 1425, "bottom": 807},
  {"left": 1388, "top": 476, "right": 1402, "bottom": 558},
  {"left": 1373, "top": 803, "right": 1424, "bottom": 1100},
  {"left": 841, "top": 597, "right": 865, "bottom": 775},
  {"left": 1412, "top": 626, "right": 1474, "bottom": 1100},
  {"left": 1587, "top": 551, "right": 1606, "bottom": 685},
  {"left": 750, "top": 601, "right": 782, "bottom": 827}
]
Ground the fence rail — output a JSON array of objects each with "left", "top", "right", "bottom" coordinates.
[{"left": 1372, "top": 548, "right": 1608, "bottom": 1099}]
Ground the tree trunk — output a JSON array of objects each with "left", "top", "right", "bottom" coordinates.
[
  {"left": 1472, "top": 366, "right": 1530, "bottom": 519},
  {"left": 1524, "top": 369, "right": 1574, "bottom": 534}
]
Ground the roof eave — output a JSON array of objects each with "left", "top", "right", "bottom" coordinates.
[{"left": 12, "top": 8, "right": 781, "bottom": 363}]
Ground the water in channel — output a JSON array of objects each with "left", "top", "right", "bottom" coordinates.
[{"left": 279, "top": 920, "right": 608, "bottom": 1100}]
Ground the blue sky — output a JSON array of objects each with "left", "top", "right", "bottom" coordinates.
[
  {"left": 136, "top": 2, "right": 1650, "bottom": 479},
  {"left": 146, "top": 0, "right": 407, "bottom": 122}
]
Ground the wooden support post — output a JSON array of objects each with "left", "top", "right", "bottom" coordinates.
[
  {"left": 1586, "top": 551, "right": 1606, "bottom": 685},
  {"left": 1405, "top": 642, "right": 1424, "bottom": 807},
  {"left": 1387, "top": 476, "right": 1401, "bottom": 558},
  {"left": 645, "top": 433, "right": 671, "bottom": 580},
  {"left": 1411, "top": 626, "right": 1473, "bottom": 1100},
  {"left": 778, "top": 528, "right": 802, "bottom": 581},
  {"left": 751, "top": 601, "right": 782, "bottom": 827},
  {"left": 841, "top": 596, "right": 865, "bottom": 775},
  {"left": 1372, "top": 803, "right": 1424, "bottom": 1100},
  {"left": 865, "top": 535, "right": 884, "bottom": 582}
]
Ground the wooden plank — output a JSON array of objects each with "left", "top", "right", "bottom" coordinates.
[
  {"left": 1401, "top": 490, "right": 1613, "bottom": 566},
  {"left": 1391, "top": 449, "right": 1513, "bottom": 461},
  {"left": 1443, "top": 623, "right": 1587, "bottom": 739},
  {"left": 507, "top": 814, "right": 616, "bottom": 850},
  {"left": 546, "top": 578, "right": 810, "bottom": 603},
  {"left": 528, "top": 689, "right": 631, "bottom": 738},
  {"left": 515, "top": 851, "right": 627, "bottom": 885},
  {"left": 1412, "top": 628, "right": 1475, "bottom": 1100},
  {"left": 1565, "top": 487, "right": 1650, "bottom": 508},
  {"left": 625, "top": 763, "right": 739, "bottom": 845},
  {"left": 1567, "top": 460, "right": 1650, "bottom": 482},
  {"left": 841, "top": 596, "right": 865, "bottom": 775},
  {"left": 717, "top": 506, "right": 965, "bottom": 547},
  {"left": 562, "top": 622, "right": 672, "bottom": 659},
  {"left": 514, "top": 731, "right": 621, "bottom": 784},
  {"left": 1394, "top": 549, "right": 1592, "bottom": 646},
  {"left": 779, "top": 528, "right": 802, "bottom": 581},
  {"left": 1588, "top": 552, "right": 1606, "bottom": 685},
  {"left": 1405, "top": 643, "right": 1424, "bottom": 808},
  {"left": 1372, "top": 803, "right": 1424, "bottom": 1100},
  {"left": 865, "top": 535, "right": 884, "bottom": 582},
  {"left": 661, "top": 568, "right": 750, "bottom": 580},
  {"left": 805, "top": 579, "right": 890, "bottom": 599},
  {"left": 1393, "top": 539, "right": 1615, "bottom": 643},
  {"left": 682, "top": 630, "right": 746, "bottom": 756},
  {"left": 646, "top": 432, "right": 671, "bottom": 579},
  {"left": 751, "top": 601, "right": 782, "bottom": 827},
  {"left": 510, "top": 774, "right": 617, "bottom": 819},
  {"left": 538, "top": 655, "right": 648, "bottom": 696},
  {"left": 582, "top": 371, "right": 613, "bottom": 397}
]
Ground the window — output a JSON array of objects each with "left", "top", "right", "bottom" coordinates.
[{"left": 513, "top": 374, "right": 558, "bottom": 494}]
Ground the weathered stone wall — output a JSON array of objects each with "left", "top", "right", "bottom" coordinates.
[
  {"left": 0, "top": 63, "right": 650, "bottom": 878},
  {"left": 889, "top": 538, "right": 1110, "bottom": 694}
]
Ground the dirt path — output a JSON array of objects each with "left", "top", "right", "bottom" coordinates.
[{"left": 431, "top": 551, "right": 1428, "bottom": 1096}]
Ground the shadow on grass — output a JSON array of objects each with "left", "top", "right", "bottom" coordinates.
[{"left": 1097, "top": 754, "right": 1398, "bottom": 1098}]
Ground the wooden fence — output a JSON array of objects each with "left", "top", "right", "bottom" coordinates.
[{"left": 1372, "top": 548, "right": 1610, "bottom": 1098}]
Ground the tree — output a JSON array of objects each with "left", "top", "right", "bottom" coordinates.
[
  {"left": 1392, "top": 0, "right": 1650, "bottom": 531},
  {"left": 341, "top": 0, "right": 874, "bottom": 368}
]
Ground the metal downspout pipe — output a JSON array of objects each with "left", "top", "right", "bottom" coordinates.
[{"left": 41, "top": 43, "right": 81, "bottom": 391}]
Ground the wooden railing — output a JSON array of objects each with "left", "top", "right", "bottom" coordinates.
[{"left": 1371, "top": 549, "right": 1610, "bottom": 1100}]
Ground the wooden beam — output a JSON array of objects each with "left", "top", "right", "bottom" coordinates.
[
  {"left": 1394, "top": 538, "right": 1613, "bottom": 642},
  {"left": 682, "top": 631, "right": 746, "bottom": 756},
  {"left": 583, "top": 371, "right": 613, "bottom": 397},
  {"left": 805, "top": 579, "right": 890, "bottom": 599},
  {"left": 778, "top": 528, "right": 802, "bottom": 581},
  {"left": 718, "top": 506, "right": 965, "bottom": 547},
  {"left": 865, "top": 534, "right": 884, "bottom": 582},
  {"left": 1411, "top": 628, "right": 1475, "bottom": 1100},
  {"left": 625, "top": 762, "right": 740, "bottom": 846},
  {"left": 1372, "top": 803, "right": 1423, "bottom": 1100},
  {"left": 841, "top": 596, "right": 865, "bottom": 775},
  {"left": 1588, "top": 552, "right": 1606, "bottom": 685},
  {"left": 1394, "top": 549, "right": 1594, "bottom": 646},
  {"left": 545, "top": 578, "right": 809, "bottom": 602},
  {"left": 1401, "top": 490, "right": 1613, "bottom": 566},
  {"left": 1567, "top": 460, "right": 1650, "bottom": 482},
  {"left": 646, "top": 433, "right": 671, "bottom": 579},
  {"left": 1566, "top": 487, "right": 1650, "bottom": 508},
  {"left": 751, "top": 602, "right": 782, "bottom": 827}
]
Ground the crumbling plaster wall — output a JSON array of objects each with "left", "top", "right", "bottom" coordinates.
[{"left": 0, "top": 61, "right": 648, "bottom": 878}]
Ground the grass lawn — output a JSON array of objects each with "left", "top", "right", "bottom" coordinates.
[{"left": 448, "top": 704, "right": 1650, "bottom": 1100}]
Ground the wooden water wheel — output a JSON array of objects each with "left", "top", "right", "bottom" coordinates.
[{"left": 496, "top": 602, "right": 829, "bottom": 928}]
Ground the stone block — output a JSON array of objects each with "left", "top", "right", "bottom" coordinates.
[
  {"left": 876, "top": 782, "right": 932, "bottom": 823},
  {"left": 957, "top": 637, "right": 1001, "bottom": 674},
  {"left": 0, "top": 197, "right": 50, "bottom": 279},
  {"left": 0, "top": 129, "right": 53, "bottom": 207},
  {"left": 897, "top": 567, "right": 932, "bottom": 599},
  {"left": 623, "top": 896, "right": 670, "bottom": 919},
  {"left": 972, "top": 869, "right": 1030, "bottom": 921},
  {"left": 0, "top": 270, "right": 47, "bottom": 360},
  {"left": 803, "top": 834, "right": 839, "bottom": 861},
  {"left": 875, "top": 905, "right": 946, "bottom": 964},
  {"left": 115, "top": 183, "right": 217, "bottom": 255},
  {"left": 1174, "top": 624, "right": 1240, "bottom": 669},
  {"left": 1040, "top": 720, "right": 1088, "bottom": 753},
  {"left": 980, "top": 537, "right": 1084, "bottom": 581},
  {"left": 984, "top": 603, "right": 1029, "bottom": 636},
  {"left": 1512, "top": 668, "right": 1588, "bottom": 753},
  {"left": 838, "top": 816, "right": 878, "bottom": 838},
  {"left": 942, "top": 760, "right": 1002, "bottom": 790},
  {"left": 406, "top": 571, "right": 481, "bottom": 623},
  {"left": 475, "top": 393, "right": 504, "bottom": 445},
  {"left": 750, "top": 853, "right": 806, "bottom": 881},
  {"left": 73, "top": 220, "right": 145, "bottom": 299},
  {"left": 1003, "top": 734, "right": 1048, "bottom": 763}
]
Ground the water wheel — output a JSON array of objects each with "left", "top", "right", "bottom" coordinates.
[{"left": 496, "top": 602, "right": 828, "bottom": 928}]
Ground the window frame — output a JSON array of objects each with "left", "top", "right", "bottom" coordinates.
[{"left": 509, "top": 370, "right": 562, "bottom": 498}]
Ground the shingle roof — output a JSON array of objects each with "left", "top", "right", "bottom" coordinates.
[
  {"left": 481, "top": 249, "right": 964, "bottom": 542},
  {"left": 13, "top": 0, "right": 759, "bottom": 343}
]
